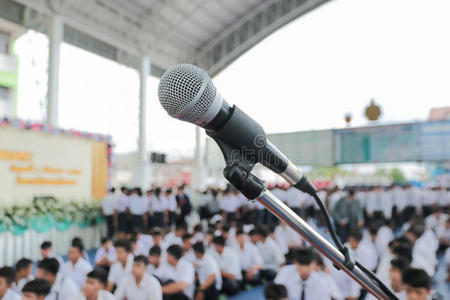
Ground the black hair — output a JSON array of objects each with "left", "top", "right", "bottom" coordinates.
[
  {"left": 100, "top": 236, "right": 110, "bottom": 244},
  {"left": 149, "top": 245, "right": 162, "bottom": 256},
  {"left": 176, "top": 221, "right": 188, "bottom": 231},
  {"left": 264, "top": 283, "right": 288, "bottom": 300},
  {"left": 0, "top": 266, "right": 15, "bottom": 285},
  {"left": 193, "top": 242, "right": 205, "bottom": 254},
  {"left": 348, "top": 189, "right": 355, "bottom": 196},
  {"left": 109, "top": 187, "right": 116, "bottom": 193},
  {"left": 392, "top": 244, "right": 413, "bottom": 264},
  {"left": 71, "top": 237, "right": 85, "bottom": 252},
  {"left": 406, "top": 224, "right": 425, "bottom": 239},
  {"left": 87, "top": 268, "right": 108, "bottom": 286},
  {"left": 222, "top": 224, "right": 231, "bottom": 233},
  {"left": 37, "top": 258, "right": 60, "bottom": 275},
  {"left": 388, "top": 237, "right": 413, "bottom": 250},
  {"left": 348, "top": 228, "right": 363, "bottom": 242},
  {"left": 212, "top": 235, "right": 226, "bottom": 246},
  {"left": 402, "top": 268, "right": 431, "bottom": 289},
  {"left": 182, "top": 233, "right": 193, "bottom": 242},
  {"left": 193, "top": 224, "right": 202, "bottom": 233},
  {"left": 236, "top": 229, "right": 245, "bottom": 236},
  {"left": 15, "top": 258, "right": 33, "bottom": 271},
  {"left": 167, "top": 245, "right": 183, "bottom": 260},
  {"left": 292, "top": 248, "right": 315, "bottom": 266},
  {"left": 114, "top": 239, "right": 131, "bottom": 252},
  {"left": 390, "top": 257, "right": 409, "bottom": 273},
  {"left": 22, "top": 279, "right": 52, "bottom": 296},
  {"left": 40, "top": 241, "right": 52, "bottom": 250},
  {"left": 134, "top": 255, "right": 149, "bottom": 265},
  {"left": 313, "top": 252, "right": 325, "bottom": 268},
  {"left": 154, "top": 187, "right": 161, "bottom": 197}
]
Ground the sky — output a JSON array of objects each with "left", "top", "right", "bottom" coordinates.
[{"left": 13, "top": 0, "right": 450, "bottom": 156}]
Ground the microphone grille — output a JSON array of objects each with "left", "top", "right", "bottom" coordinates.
[{"left": 158, "top": 64, "right": 216, "bottom": 123}]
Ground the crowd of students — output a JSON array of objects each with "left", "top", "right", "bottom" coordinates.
[{"left": 0, "top": 183, "right": 448, "bottom": 300}]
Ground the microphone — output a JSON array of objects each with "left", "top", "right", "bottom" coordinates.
[{"left": 158, "top": 64, "right": 316, "bottom": 196}]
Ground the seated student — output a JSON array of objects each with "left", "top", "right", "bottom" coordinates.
[
  {"left": 234, "top": 230, "right": 263, "bottom": 285},
  {"left": 264, "top": 283, "right": 288, "bottom": 300},
  {"left": 36, "top": 258, "right": 79, "bottom": 300},
  {"left": 147, "top": 246, "right": 169, "bottom": 281},
  {"left": 181, "top": 234, "right": 196, "bottom": 264},
  {"left": 135, "top": 229, "right": 154, "bottom": 256},
  {"left": 192, "top": 242, "right": 221, "bottom": 300},
  {"left": 115, "top": 256, "right": 162, "bottom": 300},
  {"left": 106, "top": 240, "right": 133, "bottom": 292},
  {"left": 249, "top": 228, "right": 285, "bottom": 281},
  {"left": 0, "top": 267, "right": 20, "bottom": 300},
  {"left": 161, "top": 245, "right": 195, "bottom": 300},
  {"left": 209, "top": 235, "right": 242, "bottom": 295},
  {"left": 164, "top": 223, "right": 187, "bottom": 247},
  {"left": 21, "top": 279, "right": 51, "bottom": 300},
  {"left": 94, "top": 237, "right": 116, "bottom": 269},
  {"left": 62, "top": 240, "right": 93, "bottom": 289},
  {"left": 13, "top": 258, "right": 34, "bottom": 293},
  {"left": 152, "top": 229, "right": 168, "bottom": 251},
  {"left": 69, "top": 268, "right": 115, "bottom": 300},
  {"left": 405, "top": 225, "right": 438, "bottom": 274},
  {"left": 40, "top": 242, "right": 64, "bottom": 269},
  {"left": 366, "top": 257, "right": 409, "bottom": 300},
  {"left": 402, "top": 268, "right": 434, "bottom": 300},
  {"left": 311, "top": 254, "right": 344, "bottom": 300},
  {"left": 274, "top": 248, "right": 331, "bottom": 300}
]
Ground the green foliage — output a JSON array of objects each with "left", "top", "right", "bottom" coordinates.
[
  {"left": 390, "top": 168, "right": 406, "bottom": 183},
  {"left": 0, "top": 197, "right": 103, "bottom": 235}
]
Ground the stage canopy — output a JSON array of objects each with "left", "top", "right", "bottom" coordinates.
[{"left": 4, "top": 0, "right": 330, "bottom": 77}]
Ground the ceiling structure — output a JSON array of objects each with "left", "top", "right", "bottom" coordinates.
[{"left": 1, "top": 0, "right": 331, "bottom": 77}]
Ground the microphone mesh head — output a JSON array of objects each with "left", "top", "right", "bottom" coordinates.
[{"left": 158, "top": 64, "right": 216, "bottom": 123}]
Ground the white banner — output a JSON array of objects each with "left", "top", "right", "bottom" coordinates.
[{"left": 0, "top": 127, "right": 93, "bottom": 206}]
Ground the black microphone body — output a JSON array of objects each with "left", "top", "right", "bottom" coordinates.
[{"left": 158, "top": 64, "right": 316, "bottom": 196}]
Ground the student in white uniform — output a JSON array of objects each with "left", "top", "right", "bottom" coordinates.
[
  {"left": 220, "top": 188, "right": 240, "bottom": 223},
  {"left": 68, "top": 268, "right": 115, "bottom": 300},
  {"left": 147, "top": 246, "right": 170, "bottom": 281},
  {"left": 164, "top": 189, "right": 177, "bottom": 229},
  {"left": 405, "top": 225, "right": 437, "bottom": 275},
  {"left": 114, "top": 256, "right": 162, "bottom": 300},
  {"left": 40, "top": 242, "right": 64, "bottom": 271},
  {"left": 274, "top": 221, "right": 303, "bottom": 255},
  {"left": 101, "top": 187, "right": 118, "bottom": 239},
  {"left": 161, "top": 245, "right": 195, "bottom": 300},
  {"left": 192, "top": 242, "right": 222, "bottom": 300},
  {"left": 249, "top": 228, "right": 285, "bottom": 281},
  {"left": 151, "top": 188, "right": 165, "bottom": 228},
  {"left": 117, "top": 187, "right": 131, "bottom": 237},
  {"left": 36, "top": 258, "right": 79, "bottom": 300},
  {"left": 12, "top": 258, "right": 34, "bottom": 294},
  {"left": 234, "top": 230, "right": 263, "bottom": 285},
  {"left": 94, "top": 237, "right": 116, "bottom": 268},
  {"left": 106, "top": 240, "right": 133, "bottom": 292},
  {"left": 209, "top": 235, "right": 241, "bottom": 296},
  {"left": 366, "top": 258, "right": 408, "bottom": 300},
  {"left": 129, "top": 188, "right": 149, "bottom": 231},
  {"left": 21, "top": 279, "right": 51, "bottom": 300},
  {"left": 311, "top": 254, "right": 344, "bottom": 300},
  {"left": 274, "top": 248, "right": 331, "bottom": 300},
  {"left": 164, "top": 223, "right": 187, "bottom": 247},
  {"left": 402, "top": 268, "right": 434, "bottom": 300},
  {"left": 61, "top": 242, "right": 93, "bottom": 289},
  {"left": 0, "top": 267, "right": 20, "bottom": 300}
]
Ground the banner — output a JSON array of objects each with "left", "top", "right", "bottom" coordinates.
[{"left": 0, "top": 126, "right": 102, "bottom": 205}]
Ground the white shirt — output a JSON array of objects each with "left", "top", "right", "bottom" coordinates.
[
  {"left": 392, "top": 187, "right": 407, "bottom": 211},
  {"left": 233, "top": 241, "right": 263, "bottom": 271},
  {"left": 147, "top": 262, "right": 171, "bottom": 281},
  {"left": 11, "top": 275, "right": 34, "bottom": 294},
  {"left": 117, "top": 193, "right": 130, "bottom": 213},
  {"left": 114, "top": 273, "right": 162, "bottom": 300},
  {"left": 94, "top": 246, "right": 116, "bottom": 264},
  {"left": 284, "top": 187, "right": 304, "bottom": 208},
  {"left": 102, "top": 193, "right": 117, "bottom": 215},
  {"left": 68, "top": 290, "right": 115, "bottom": 300},
  {"left": 258, "top": 237, "right": 285, "bottom": 271},
  {"left": 1, "top": 289, "right": 20, "bottom": 300},
  {"left": 274, "top": 266, "right": 331, "bottom": 300},
  {"left": 197, "top": 253, "right": 222, "bottom": 290},
  {"left": 198, "top": 193, "right": 213, "bottom": 207},
  {"left": 107, "top": 254, "right": 133, "bottom": 287},
  {"left": 209, "top": 246, "right": 242, "bottom": 280},
  {"left": 164, "top": 195, "right": 177, "bottom": 212},
  {"left": 165, "top": 258, "right": 195, "bottom": 299},
  {"left": 150, "top": 195, "right": 165, "bottom": 213},
  {"left": 129, "top": 195, "right": 149, "bottom": 215},
  {"left": 275, "top": 224, "right": 303, "bottom": 254},
  {"left": 220, "top": 194, "right": 240, "bottom": 212},
  {"left": 423, "top": 189, "right": 438, "bottom": 206},
  {"left": 135, "top": 234, "right": 154, "bottom": 256},
  {"left": 164, "top": 232, "right": 183, "bottom": 246},
  {"left": 425, "top": 213, "right": 448, "bottom": 231},
  {"left": 62, "top": 258, "right": 93, "bottom": 289},
  {"left": 374, "top": 225, "right": 394, "bottom": 257},
  {"left": 45, "top": 274, "right": 79, "bottom": 300}
]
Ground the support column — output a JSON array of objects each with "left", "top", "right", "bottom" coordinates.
[
  {"left": 192, "top": 127, "right": 205, "bottom": 190},
  {"left": 46, "top": 15, "right": 63, "bottom": 126},
  {"left": 139, "top": 56, "right": 150, "bottom": 160}
]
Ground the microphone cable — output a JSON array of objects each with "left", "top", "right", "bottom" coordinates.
[{"left": 310, "top": 192, "right": 398, "bottom": 300}]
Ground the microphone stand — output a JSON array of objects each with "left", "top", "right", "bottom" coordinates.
[{"left": 206, "top": 132, "right": 395, "bottom": 300}]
